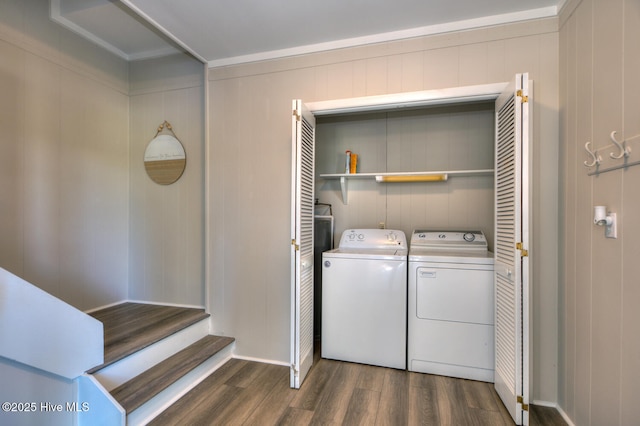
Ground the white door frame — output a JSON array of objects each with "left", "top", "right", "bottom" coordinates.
[{"left": 306, "top": 83, "right": 507, "bottom": 116}]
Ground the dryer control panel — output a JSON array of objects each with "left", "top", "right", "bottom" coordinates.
[
  {"left": 339, "top": 229, "right": 407, "bottom": 250},
  {"left": 410, "top": 230, "right": 488, "bottom": 251}
]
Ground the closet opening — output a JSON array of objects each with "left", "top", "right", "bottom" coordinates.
[{"left": 292, "top": 76, "right": 531, "bottom": 425}]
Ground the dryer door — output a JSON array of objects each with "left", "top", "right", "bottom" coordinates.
[
  {"left": 416, "top": 266, "right": 494, "bottom": 324},
  {"left": 409, "top": 263, "right": 495, "bottom": 382}
]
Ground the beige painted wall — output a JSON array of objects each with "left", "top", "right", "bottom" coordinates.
[
  {"left": 0, "top": 0, "right": 130, "bottom": 311},
  {"left": 128, "top": 54, "right": 206, "bottom": 307},
  {"left": 208, "top": 18, "right": 560, "bottom": 402},
  {"left": 559, "top": 0, "right": 640, "bottom": 424},
  {"left": 0, "top": 1, "right": 206, "bottom": 311}
]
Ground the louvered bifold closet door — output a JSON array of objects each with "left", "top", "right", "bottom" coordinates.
[
  {"left": 290, "top": 100, "right": 316, "bottom": 389},
  {"left": 494, "top": 74, "right": 530, "bottom": 425}
]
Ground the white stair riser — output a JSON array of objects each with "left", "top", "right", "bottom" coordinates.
[{"left": 92, "top": 318, "right": 210, "bottom": 391}]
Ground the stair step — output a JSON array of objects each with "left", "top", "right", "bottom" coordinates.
[
  {"left": 87, "top": 303, "right": 210, "bottom": 372},
  {"left": 110, "top": 335, "right": 235, "bottom": 414}
]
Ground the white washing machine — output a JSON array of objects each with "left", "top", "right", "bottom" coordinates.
[
  {"left": 322, "top": 229, "right": 407, "bottom": 369},
  {"left": 408, "top": 230, "right": 495, "bottom": 382}
]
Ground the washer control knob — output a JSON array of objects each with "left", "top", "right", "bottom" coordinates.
[
  {"left": 387, "top": 232, "right": 397, "bottom": 241},
  {"left": 463, "top": 232, "right": 476, "bottom": 242},
  {"left": 358, "top": 234, "right": 365, "bottom": 240}
]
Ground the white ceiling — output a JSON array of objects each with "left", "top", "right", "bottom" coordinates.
[{"left": 51, "top": 0, "right": 565, "bottom": 67}]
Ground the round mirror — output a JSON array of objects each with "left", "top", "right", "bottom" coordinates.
[{"left": 144, "top": 123, "right": 186, "bottom": 185}]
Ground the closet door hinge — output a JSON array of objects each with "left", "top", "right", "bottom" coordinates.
[
  {"left": 292, "top": 239, "right": 300, "bottom": 251},
  {"left": 516, "top": 242, "right": 528, "bottom": 257},
  {"left": 517, "top": 90, "right": 529, "bottom": 103},
  {"left": 517, "top": 395, "right": 529, "bottom": 411},
  {"left": 293, "top": 109, "right": 301, "bottom": 121}
]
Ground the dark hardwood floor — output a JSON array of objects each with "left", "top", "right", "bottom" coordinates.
[
  {"left": 149, "top": 352, "right": 567, "bottom": 425},
  {"left": 86, "top": 304, "right": 566, "bottom": 425}
]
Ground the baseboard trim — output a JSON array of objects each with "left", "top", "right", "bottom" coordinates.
[
  {"left": 532, "top": 399, "right": 557, "bottom": 407},
  {"left": 232, "top": 354, "right": 290, "bottom": 367},
  {"left": 84, "top": 299, "right": 206, "bottom": 314},
  {"left": 555, "top": 404, "right": 576, "bottom": 426},
  {"left": 84, "top": 300, "right": 129, "bottom": 314},
  {"left": 532, "top": 400, "right": 576, "bottom": 426},
  {"left": 126, "top": 299, "right": 206, "bottom": 310}
]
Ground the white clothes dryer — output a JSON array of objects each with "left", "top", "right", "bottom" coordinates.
[
  {"left": 322, "top": 229, "right": 407, "bottom": 370},
  {"left": 408, "top": 230, "right": 495, "bottom": 382}
]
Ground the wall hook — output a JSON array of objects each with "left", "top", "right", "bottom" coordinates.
[
  {"left": 609, "top": 131, "right": 631, "bottom": 159},
  {"left": 584, "top": 141, "right": 601, "bottom": 167}
]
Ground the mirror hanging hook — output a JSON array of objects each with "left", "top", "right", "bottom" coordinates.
[{"left": 155, "top": 120, "right": 177, "bottom": 138}]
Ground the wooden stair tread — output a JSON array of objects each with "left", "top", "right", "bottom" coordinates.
[
  {"left": 111, "top": 335, "right": 235, "bottom": 413},
  {"left": 88, "top": 303, "right": 210, "bottom": 372}
]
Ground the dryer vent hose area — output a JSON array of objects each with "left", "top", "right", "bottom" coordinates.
[{"left": 314, "top": 199, "right": 333, "bottom": 216}]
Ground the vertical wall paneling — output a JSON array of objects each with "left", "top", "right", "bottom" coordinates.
[
  {"left": 559, "top": 0, "right": 640, "bottom": 423},
  {"left": 129, "top": 54, "right": 206, "bottom": 307},
  {"left": 558, "top": 8, "right": 575, "bottom": 419},
  {"left": 398, "top": 52, "right": 423, "bottom": 93},
  {"left": 574, "top": 3, "right": 593, "bottom": 424},
  {"left": 590, "top": 0, "right": 624, "bottom": 420},
  {"left": 535, "top": 30, "right": 561, "bottom": 404},
  {"left": 423, "top": 47, "right": 460, "bottom": 89},
  {"left": 0, "top": 39, "right": 25, "bottom": 275},
  {"left": 363, "top": 57, "right": 386, "bottom": 96},
  {"left": 592, "top": 0, "right": 623, "bottom": 424},
  {"left": 23, "top": 55, "right": 61, "bottom": 296},
  {"left": 620, "top": 0, "right": 640, "bottom": 423},
  {"left": 459, "top": 43, "right": 489, "bottom": 86}
]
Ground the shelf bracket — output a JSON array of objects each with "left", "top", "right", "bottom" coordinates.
[{"left": 340, "top": 176, "right": 348, "bottom": 204}]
